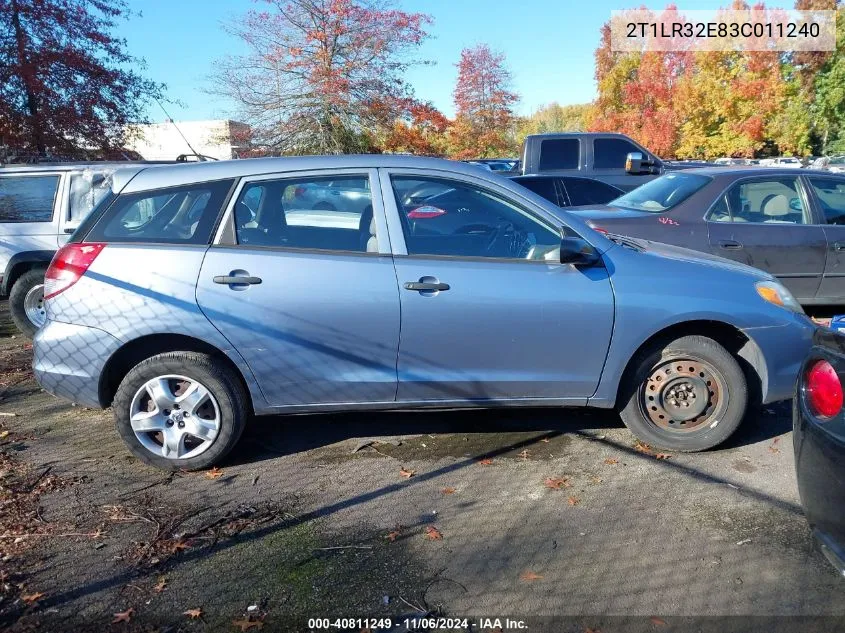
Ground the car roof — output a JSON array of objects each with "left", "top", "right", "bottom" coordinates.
[
  {"left": 119, "top": 155, "right": 494, "bottom": 194},
  {"left": 0, "top": 161, "right": 175, "bottom": 173},
  {"left": 669, "top": 166, "right": 837, "bottom": 178}
]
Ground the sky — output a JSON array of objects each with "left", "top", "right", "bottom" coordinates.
[{"left": 115, "top": 0, "right": 798, "bottom": 124}]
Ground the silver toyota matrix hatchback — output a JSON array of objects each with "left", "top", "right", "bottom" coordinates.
[{"left": 33, "top": 156, "right": 815, "bottom": 470}]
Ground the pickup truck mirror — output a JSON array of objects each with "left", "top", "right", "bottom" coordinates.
[
  {"left": 625, "top": 151, "right": 659, "bottom": 175},
  {"left": 560, "top": 236, "right": 601, "bottom": 267}
]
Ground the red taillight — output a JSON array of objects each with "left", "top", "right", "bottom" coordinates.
[
  {"left": 806, "top": 360, "right": 843, "bottom": 419},
  {"left": 590, "top": 225, "right": 609, "bottom": 235},
  {"left": 44, "top": 243, "right": 106, "bottom": 299},
  {"left": 407, "top": 206, "right": 447, "bottom": 219}
]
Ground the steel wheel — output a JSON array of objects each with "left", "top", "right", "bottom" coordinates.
[
  {"left": 23, "top": 283, "right": 46, "bottom": 329},
  {"left": 129, "top": 374, "right": 221, "bottom": 460},
  {"left": 639, "top": 358, "right": 729, "bottom": 433}
]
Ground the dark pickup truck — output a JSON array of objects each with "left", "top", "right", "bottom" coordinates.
[{"left": 520, "top": 132, "right": 712, "bottom": 191}]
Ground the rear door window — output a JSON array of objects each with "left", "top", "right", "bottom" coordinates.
[
  {"left": 538, "top": 139, "right": 579, "bottom": 171},
  {"left": 561, "top": 177, "right": 623, "bottom": 205},
  {"left": 0, "top": 175, "right": 60, "bottom": 222},
  {"left": 512, "top": 177, "right": 560, "bottom": 205},
  {"left": 593, "top": 138, "right": 642, "bottom": 169},
  {"left": 86, "top": 179, "right": 234, "bottom": 244},
  {"left": 233, "top": 176, "right": 375, "bottom": 252}
]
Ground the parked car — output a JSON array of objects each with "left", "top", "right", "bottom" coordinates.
[
  {"left": 0, "top": 161, "right": 174, "bottom": 336},
  {"left": 758, "top": 157, "right": 802, "bottom": 169},
  {"left": 518, "top": 133, "right": 713, "bottom": 191},
  {"left": 510, "top": 175, "right": 623, "bottom": 207},
  {"left": 794, "top": 327, "right": 845, "bottom": 576},
  {"left": 812, "top": 156, "right": 845, "bottom": 174},
  {"left": 33, "top": 156, "right": 814, "bottom": 470},
  {"left": 566, "top": 167, "right": 845, "bottom": 306},
  {"left": 713, "top": 158, "right": 748, "bottom": 166}
]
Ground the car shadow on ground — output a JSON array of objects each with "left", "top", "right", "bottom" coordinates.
[{"left": 228, "top": 399, "right": 793, "bottom": 466}]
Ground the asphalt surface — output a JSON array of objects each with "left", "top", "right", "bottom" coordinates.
[{"left": 0, "top": 304, "right": 843, "bottom": 632}]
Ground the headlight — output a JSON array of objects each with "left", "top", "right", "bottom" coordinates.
[{"left": 756, "top": 281, "right": 803, "bottom": 313}]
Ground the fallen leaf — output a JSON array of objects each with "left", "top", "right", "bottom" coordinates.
[
  {"left": 518, "top": 449, "right": 530, "bottom": 460},
  {"left": 184, "top": 608, "right": 203, "bottom": 619},
  {"left": 634, "top": 441, "right": 652, "bottom": 454},
  {"left": 567, "top": 496, "right": 580, "bottom": 506},
  {"left": 590, "top": 476, "right": 603, "bottom": 484},
  {"left": 604, "top": 458, "right": 619, "bottom": 465},
  {"left": 232, "top": 619, "right": 264, "bottom": 632},
  {"left": 23, "top": 343, "right": 32, "bottom": 350},
  {"left": 768, "top": 442, "right": 780, "bottom": 454},
  {"left": 442, "top": 487, "right": 456, "bottom": 495},
  {"left": 650, "top": 616, "right": 667, "bottom": 626},
  {"left": 0, "top": 430, "right": 9, "bottom": 439},
  {"left": 385, "top": 530, "right": 400, "bottom": 542},
  {"left": 205, "top": 467, "right": 224, "bottom": 480},
  {"left": 424, "top": 526, "right": 442, "bottom": 540},
  {"left": 772, "top": 437, "right": 781, "bottom": 445},
  {"left": 153, "top": 577, "right": 167, "bottom": 593},
  {"left": 655, "top": 453, "right": 672, "bottom": 460},
  {"left": 540, "top": 438, "right": 550, "bottom": 443},
  {"left": 544, "top": 477, "right": 571, "bottom": 490},
  {"left": 170, "top": 539, "right": 190, "bottom": 553},
  {"left": 478, "top": 458, "right": 493, "bottom": 466},
  {"left": 399, "top": 467, "right": 415, "bottom": 479},
  {"left": 585, "top": 628, "right": 601, "bottom": 633},
  {"left": 520, "top": 570, "right": 543, "bottom": 581},
  {"left": 112, "top": 608, "right": 134, "bottom": 624},
  {"left": 21, "top": 592, "right": 44, "bottom": 604}
]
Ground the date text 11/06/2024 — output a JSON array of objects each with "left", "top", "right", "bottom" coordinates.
[{"left": 306, "top": 617, "right": 528, "bottom": 630}]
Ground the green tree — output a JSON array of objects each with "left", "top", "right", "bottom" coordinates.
[
  {"left": 516, "top": 103, "right": 588, "bottom": 145},
  {"left": 811, "top": 6, "right": 845, "bottom": 153}
]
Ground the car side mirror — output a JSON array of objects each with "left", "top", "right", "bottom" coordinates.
[
  {"left": 625, "top": 151, "right": 656, "bottom": 175},
  {"left": 560, "top": 236, "right": 601, "bottom": 267}
]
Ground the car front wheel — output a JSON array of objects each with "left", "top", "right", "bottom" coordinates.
[
  {"left": 618, "top": 335, "right": 747, "bottom": 452},
  {"left": 113, "top": 352, "right": 248, "bottom": 471}
]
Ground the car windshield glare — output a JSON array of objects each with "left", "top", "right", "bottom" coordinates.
[{"left": 609, "top": 173, "right": 711, "bottom": 212}]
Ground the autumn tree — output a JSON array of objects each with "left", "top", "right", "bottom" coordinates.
[
  {"left": 516, "top": 103, "right": 587, "bottom": 144},
  {"left": 0, "top": 0, "right": 164, "bottom": 159},
  {"left": 809, "top": 2, "right": 845, "bottom": 153},
  {"left": 448, "top": 44, "right": 519, "bottom": 159},
  {"left": 381, "top": 101, "right": 450, "bottom": 155},
  {"left": 586, "top": 6, "right": 691, "bottom": 158},
  {"left": 211, "top": 0, "right": 432, "bottom": 155}
]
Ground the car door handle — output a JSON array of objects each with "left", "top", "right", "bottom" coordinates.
[
  {"left": 834, "top": 242, "right": 845, "bottom": 251},
  {"left": 63, "top": 227, "right": 75, "bottom": 234},
  {"left": 719, "top": 240, "right": 743, "bottom": 250},
  {"left": 403, "top": 281, "right": 450, "bottom": 292},
  {"left": 213, "top": 275, "right": 262, "bottom": 285}
]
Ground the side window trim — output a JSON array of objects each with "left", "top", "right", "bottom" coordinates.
[{"left": 213, "top": 168, "right": 390, "bottom": 255}]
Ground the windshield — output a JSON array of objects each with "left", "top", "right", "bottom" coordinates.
[
  {"left": 609, "top": 172, "right": 711, "bottom": 212},
  {"left": 830, "top": 156, "right": 845, "bottom": 165}
]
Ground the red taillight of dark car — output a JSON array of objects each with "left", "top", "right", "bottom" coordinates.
[
  {"left": 805, "top": 359, "right": 844, "bottom": 419},
  {"left": 44, "top": 243, "right": 106, "bottom": 299},
  {"left": 407, "top": 206, "right": 447, "bottom": 219}
]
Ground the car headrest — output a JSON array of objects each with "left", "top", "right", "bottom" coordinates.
[{"left": 762, "top": 194, "right": 790, "bottom": 216}]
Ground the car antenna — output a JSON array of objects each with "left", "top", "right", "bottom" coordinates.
[{"left": 155, "top": 98, "right": 206, "bottom": 161}]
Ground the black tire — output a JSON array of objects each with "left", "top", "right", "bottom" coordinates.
[
  {"left": 113, "top": 352, "right": 248, "bottom": 471},
  {"left": 9, "top": 268, "right": 46, "bottom": 338},
  {"left": 618, "top": 335, "right": 747, "bottom": 452}
]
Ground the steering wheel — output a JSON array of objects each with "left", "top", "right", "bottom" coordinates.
[{"left": 454, "top": 222, "right": 526, "bottom": 257}]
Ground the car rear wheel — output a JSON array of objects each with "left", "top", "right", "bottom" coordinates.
[
  {"left": 9, "top": 268, "right": 47, "bottom": 337},
  {"left": 618, "top": 335, "right": 747, "bottom": 452},
  {"left": 113, "top": 352, "right": 248, "bottom": 471}
]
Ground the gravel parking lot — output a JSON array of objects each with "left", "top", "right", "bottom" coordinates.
[{"left": 0, "top": 303, "right": 844, "bottom": 632}]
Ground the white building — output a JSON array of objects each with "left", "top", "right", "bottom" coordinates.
[{"left": 126, "top": 119, "right": 250, "bottom": 161}]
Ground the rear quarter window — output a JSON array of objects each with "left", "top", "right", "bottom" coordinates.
[
  {"left": 0, "top": 175, "right": 60, "bottom": 222},
  {"left": 85, "top": 179, "right": 234, "bottom": 244}
]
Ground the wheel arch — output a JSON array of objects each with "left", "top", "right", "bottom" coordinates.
[
  {"left": 98, "top": 333, "right": 256, "bottom": 414},
  {"left": 611, "top": 319, "right": 766, "bottom": 409},
  {"left": 3, "top": 250, "right": 55, "bottom": 295}
]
